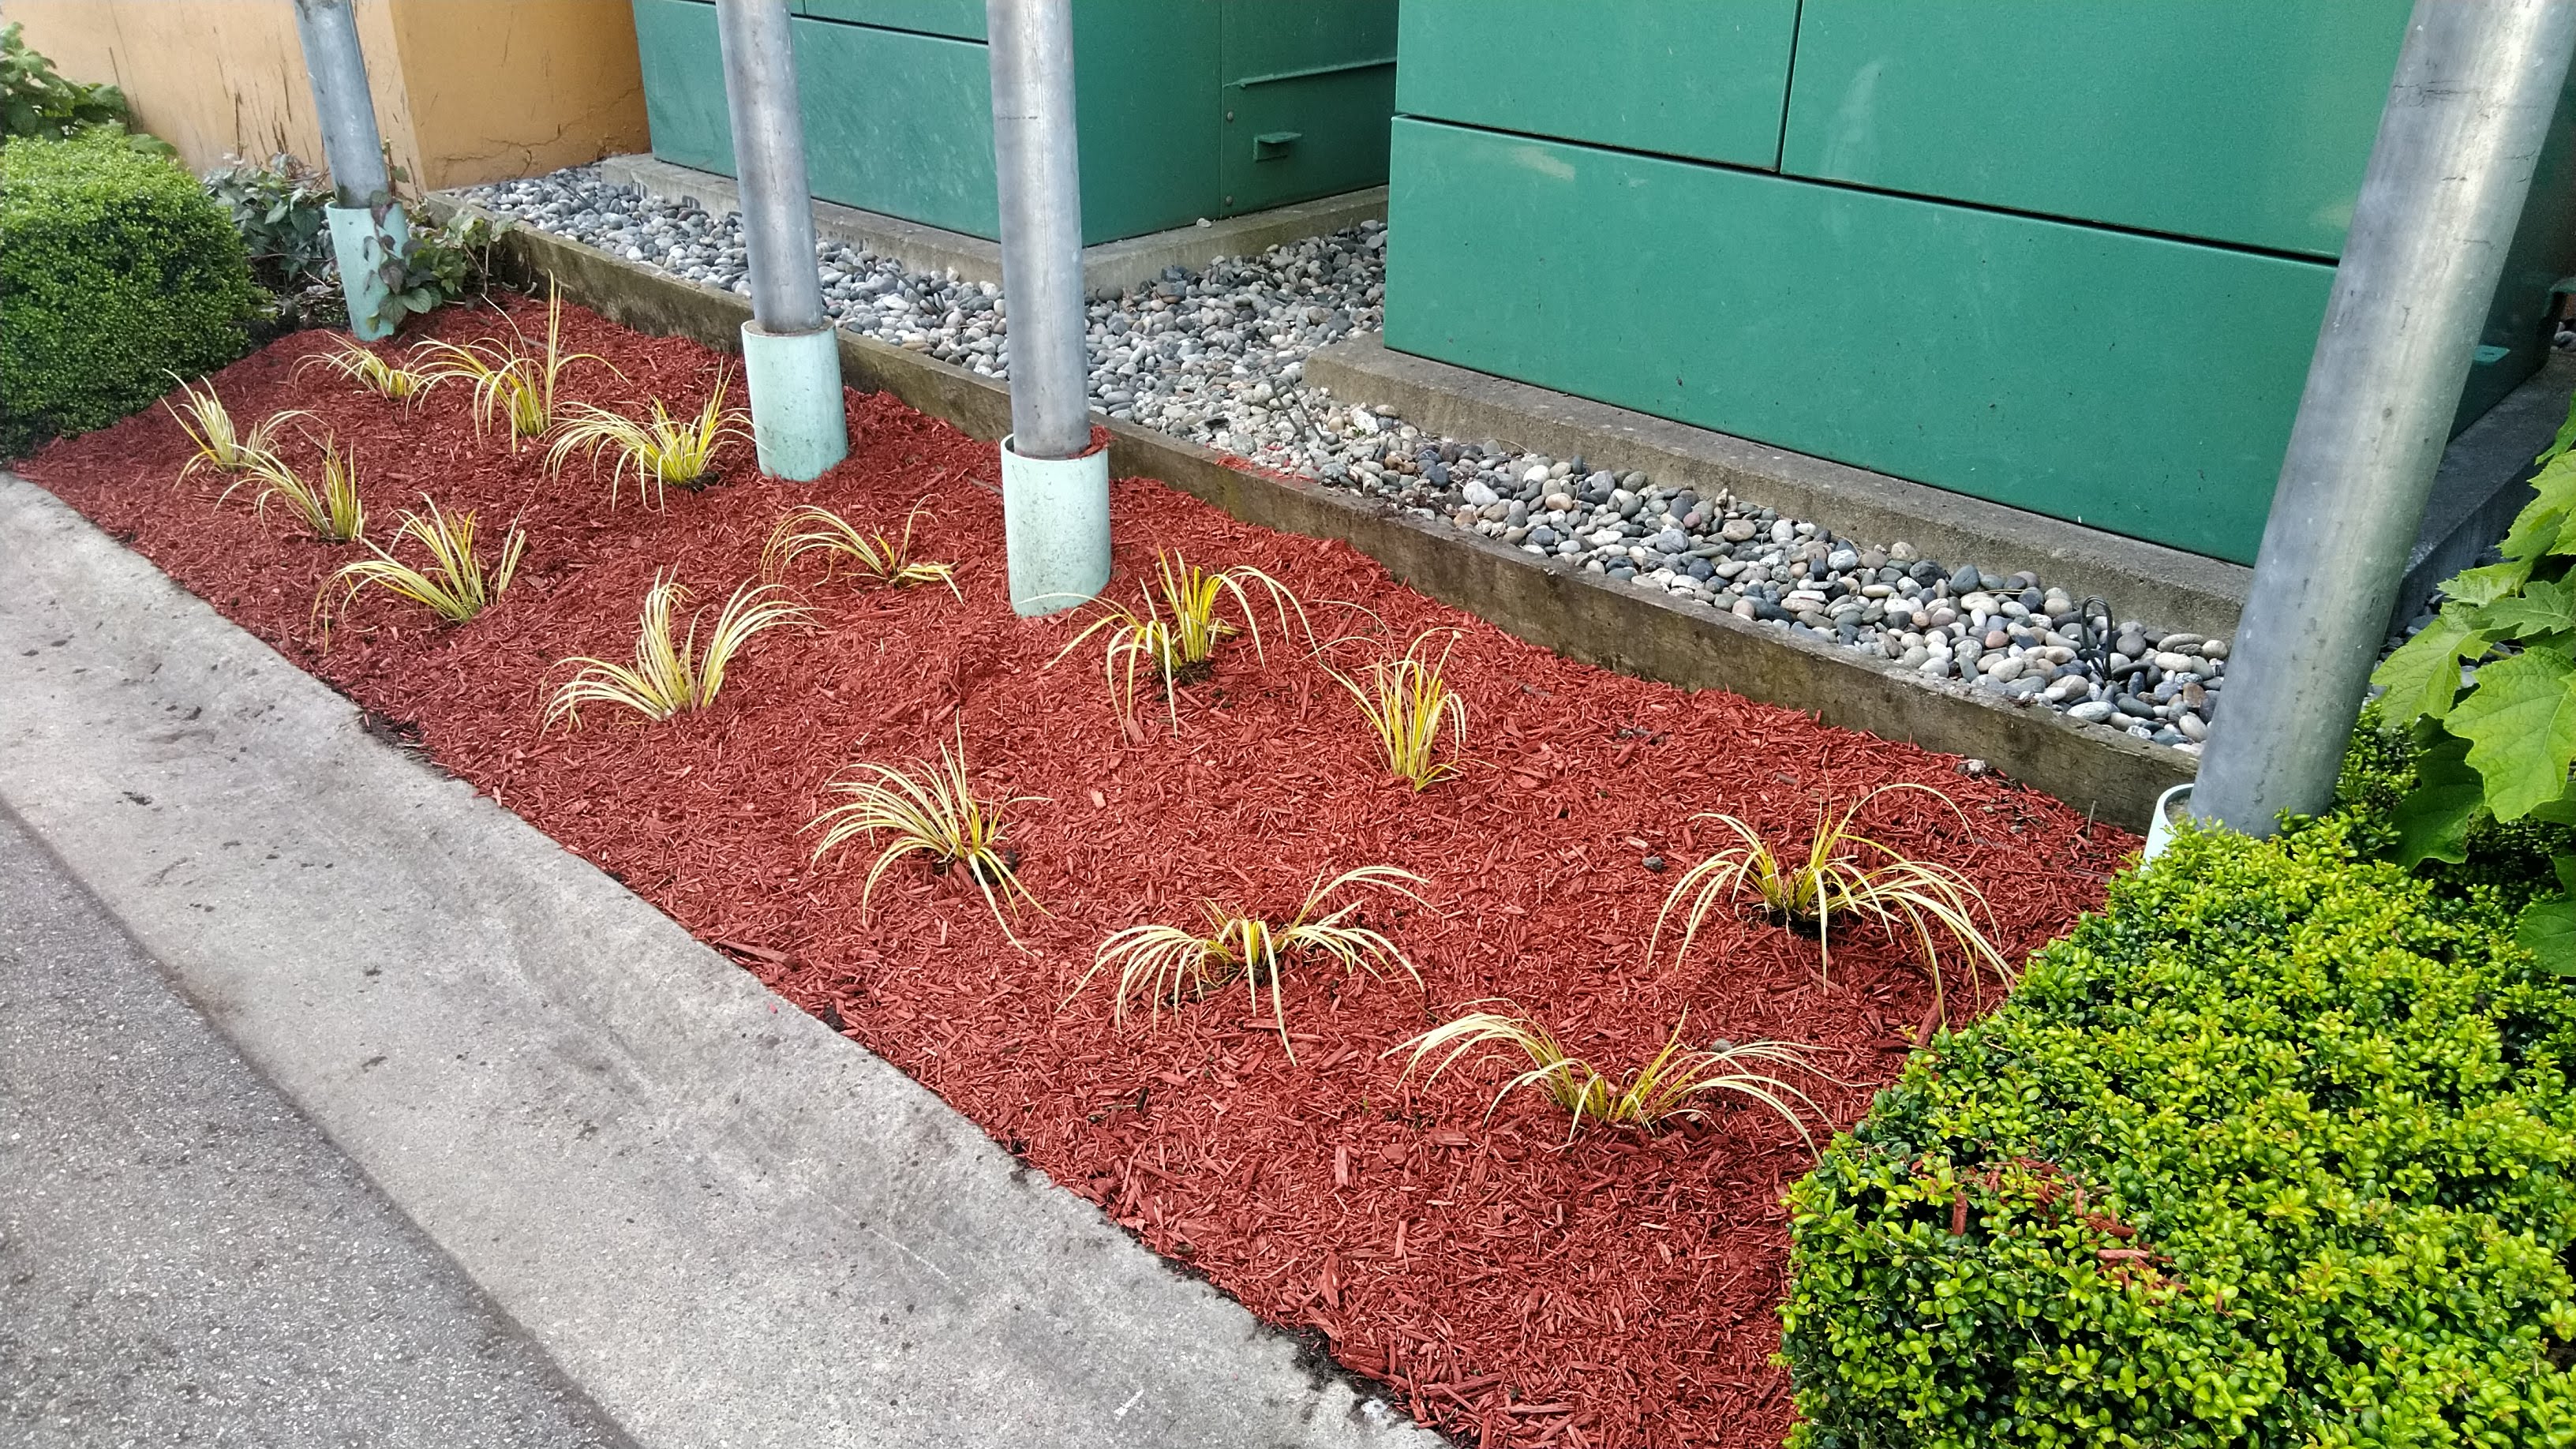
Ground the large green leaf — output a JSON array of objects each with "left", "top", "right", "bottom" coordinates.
[
  {"left": 2392, "top": 736, "right": 2488, "bottom": 867},
  {"left": 2506, "top": 458, "right": 2576, "bottom": 562},
  {"left": 2450, "top": 559, "right": 2537, "bottom": 609},
  {"left": 2372, "top": 605, "right": 2487, "bottom": 724},
  {"left": 2475, "top": 576, "right": 2576, "bottom": 639},
  {"left": 2447, "top": 650, "right": 2576, "bottom": 820},
  {"left": 2522, "top": 895, "right": 2575, "bottom": 970}
]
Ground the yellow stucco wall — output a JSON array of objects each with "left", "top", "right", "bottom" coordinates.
[{"left": 1, "top": 0, "right": 646, "bottom": 189}]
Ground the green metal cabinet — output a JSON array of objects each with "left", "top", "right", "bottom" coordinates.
[
  {"left": 1385, "top": 119, "right": 2331, "bottom": 562},
  {"left": 1384, "top": 3, "right": 2576, "bottom": 564},
  {"left": 631, "top": 0, "right": 1395, "bottom": 246}
]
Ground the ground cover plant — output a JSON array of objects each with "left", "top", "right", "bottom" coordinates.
[
  {"left": 1780, "top": 816, "right": 2573, "bottom": 1448},
  {"left": 1327, "top": 628, "right": 1471, "bottom": 790},
  {"left": 545, "top": 370, "right": 749, "bottom": 507},
  {"left": 2, "top": 128, "right": 258, "bottom": 455},
  {"left": 19, "top": 296, "right": 2132, "bottom": 1448}
]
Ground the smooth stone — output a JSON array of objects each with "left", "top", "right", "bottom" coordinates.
[{"left": 2066, "top": 700, "right": 2117, "bottom": 724}]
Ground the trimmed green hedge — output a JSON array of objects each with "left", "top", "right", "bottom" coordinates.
[
  {"left": 1, "top": 129, "right": 256, "bottom": 456},
  {"left": 1781, "top": 818, "right": 2576, "bottom": 1447}
]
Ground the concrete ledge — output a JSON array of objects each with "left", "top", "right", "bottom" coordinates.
[
  {"left": 1311, "top": 335, "right": 2256, "bottom": 642},
  {"left": 0, "top": 476, "right": 1436, "bottom": 1447},
  {"left": 1309, "top": 336, "right": 2576, "bottom": 647},
  {"left": 451, "top": 200, "right": 2192, "bottom": 828},
  {"left": 593, "top": 153, "right": 1386, "bottom": 300}
]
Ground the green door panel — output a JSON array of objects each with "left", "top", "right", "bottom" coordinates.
[
  {"left": 634, "top": 0, "right": 733, "bottom": 176},
  {"left": 791, "top": 19, "right": 999, "bottom": 237},
  {"left": 796, "top": 0, "right": 983, "bottom": 41},
  {"left": 1780, "top": 0, "right": 2412, "bottom": 259},
  {"left": 1383, "top": 119, "right": 2334, "bottom": 564},
  {"left": 1218, "top": 0, "right": 1398, "bottom": 215},
  {"left": 1395, "top": 0, "right": 1798, "bottom": 170},
  {"left": 631, "top": 0, "right": 1391, "bottom": 243},
  {"left": 1070, "top": 4, "right": 1224, "bottom": 238}
]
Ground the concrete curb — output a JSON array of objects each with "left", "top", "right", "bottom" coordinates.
[
  {"left": 595, "top": 154, "right": 1388, "bottom": 300},
  {"left": 0, "top": 474, "right": 1437, "bottom": 1449},
  {"left": 450, "top": 201, "right": 2191, "bottom": 827}
]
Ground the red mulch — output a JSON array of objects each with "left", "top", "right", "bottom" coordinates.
[{"left": 23, "top": 295, "right": 2133, "bottom": 1448}]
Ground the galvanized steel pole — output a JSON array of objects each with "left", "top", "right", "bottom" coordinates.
[
  {"left": 987, "top": 0, "right": 1110, "bottom": 615},
  {"left": 988, "top": 0, "right": 1091, "bottom": 459},
  {"left": 714, "top": 0, "right": 848, "bottom": 479},
  {"left": 290, "top": 0, "right": 406, "bottom": 340},
  {"left": 290, "top": 0, "right": 389, "bottom": 208},
  {"left": 716, "top": 0, "right": 828, "bottom": 335},
  {"left": 2190, "top": 0, "right": 2576, "bottom": 836}
]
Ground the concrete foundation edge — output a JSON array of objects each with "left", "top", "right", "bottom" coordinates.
[
  {"left": 436, "top": 197, "right": 2196, "bottom": 829},
  {"left": 590, "top": 154, "right": 1388, "bottom": 299}
]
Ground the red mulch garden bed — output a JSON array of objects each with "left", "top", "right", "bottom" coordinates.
[{"left": 24, "top": 294, "right": 2133, "bottom": 1448}]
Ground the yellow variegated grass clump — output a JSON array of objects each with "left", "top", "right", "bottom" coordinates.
[
  {"left": 543, "top": 572, "right": 809, "bottom": 728},
  {"left": 163, "top": 373, "right": 311, "bottom": 487},
  {"left": 545, "top": 369, "right": 750, "bottom": 508},
  {"left": 1653, "top": 783, "right": 2009, "bottom": 1028},
  {"left": 414, "top": 283, "right": 614, "bottom": 447},
  {"left": 1392, "top": 1008, "right": 1829, "bottom": 1147},
  {"left": 1072, "top": 866, "right": 1425, "bottom": 1057},
  {"left": 1327, "top": 628, "right": 1468, "bottom": 788},
  {"left": 227, "top": 436, "right": 365, "bottom": 543},
  {"left": 761, "top": 503, "right": 960, "bottom": 596},
  {"left": 1050, "top": 550, "right": 1309, "bottom": 734},
  {"left": 295, "top": 336, "right": 436, "bottom": 404},
  {"left": 807, "top": 733, "right": 1044, "bottom": 943},
  {"left": 317, "top": 496, "right": 526, "bottom": 633}
]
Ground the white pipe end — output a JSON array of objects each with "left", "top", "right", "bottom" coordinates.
[
  {"left": 739, "top": 322, "right": 849, "bottom": 482},
  {"left": 325, "top": 203, "right": 405, "bottom": 342},
  {"left": 1000, "top": 433, "right": 1110, "bottom": 617}
]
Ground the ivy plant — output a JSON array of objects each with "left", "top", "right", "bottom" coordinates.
[
  {"left": 354, "top": 162, "right": 506, "bottom": 334},
  {"left": 204, "top": 153, "right": 334, "bottom": 290},
  {"left": 2373, "top": 406, "right": 2576, "bottom": 957}
]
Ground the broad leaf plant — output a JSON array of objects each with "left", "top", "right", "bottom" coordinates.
[{"left": 2373, "top": 406, "right": 2576, "bottom": 958}]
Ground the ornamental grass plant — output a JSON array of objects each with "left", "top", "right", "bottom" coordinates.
[{"left": 1073, "top": 866, "right": 1425, "bottom": 1056}]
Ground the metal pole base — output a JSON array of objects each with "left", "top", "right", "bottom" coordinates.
[
  {"left": 325, "top": 203, "right": 407, "bottom": 342},
  {"left": 739, "top": 321, "right": 849, "bottom": 481},
  {"left": 1000, "top": 432, "right": 1110, "bottom": 617}
]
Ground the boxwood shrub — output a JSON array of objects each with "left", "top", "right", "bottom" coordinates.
[
  {"left": 1, "top": 129, "right": 257, "bottom": 455},
  {"left": 1781, "top": 818, "right": 2576, "bottom": 1447}
]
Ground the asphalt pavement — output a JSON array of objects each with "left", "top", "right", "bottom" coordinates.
[{"left": 0, "top": 803, "right": 631, "bottom": 1448}]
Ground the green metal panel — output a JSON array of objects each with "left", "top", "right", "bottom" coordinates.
[
  {"left": 632, "top": 0, "right": 1393, "bottom": 245},
  {"left": 1780, "top": 0, "right": 2412, "bottom": 259},
  {"left": 1069, "top": 5, "right": 1224, "bottom": 238},
  {"left": 1217, "top": 0, "right": 1397, "bottom": 215},
  {"left": 796, "top": 0, "right": 982, "bottom": 41},
  {"left": 633, "top": 0, "right": 733, "bottom": 176},
  {"left": 1394, "top": 0, "right": 1797, "bottom": 170},
  {"left": 1383, "top": 118, "right": 2335, "bottom": 564},
  {"left": 791, "top": 17, "right": 999, "bottom": 237}
]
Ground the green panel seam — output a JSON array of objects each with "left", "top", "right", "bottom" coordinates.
[{"left": 1391, "top": 113, "right": 2342, "bottom": 270}]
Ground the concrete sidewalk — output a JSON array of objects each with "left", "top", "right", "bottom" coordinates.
[
  {"left": 0, "top": 470, "right": 1436, "bottom": 1447},
  {"left": 0, "top": 805, "right": 632, "bottom": 1447}
]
